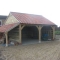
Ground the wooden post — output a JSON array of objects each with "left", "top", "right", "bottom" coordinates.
[
  {"left": 5, "top": 32, "right": 8, "bottom": 47},
  {"left": 39, "top": 26, "right": 42, "bottom": 43},
  {"left": 52, "top": 27, "right": 55, "bottom": 40},
  {"left": 19, "top": 25, "right": 22, "bottom": 44},
  {"left": 36, "top": 25, "right": 42, "bottom": 43},
  {"left": 51, "top": 26, "right": 55, "bottom": 40}
]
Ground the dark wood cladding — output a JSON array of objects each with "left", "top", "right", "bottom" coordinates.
[{"left": 8, "top": 26, "right": 19, "bottom": 41}]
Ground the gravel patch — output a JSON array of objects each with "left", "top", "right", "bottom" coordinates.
[{"left": 0, "top": 40, "right": 60, "bottom": 60}]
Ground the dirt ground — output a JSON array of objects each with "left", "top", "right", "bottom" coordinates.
[{"left": 0, "top": 35, "right": 60, "bottom": 60}]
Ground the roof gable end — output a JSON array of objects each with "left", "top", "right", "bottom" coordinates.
[{"left": 5, "top": 13, "right": 19, "bottom": 25}]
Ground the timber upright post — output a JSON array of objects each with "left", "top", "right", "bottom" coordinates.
[
  {"left": 36, "top": 25, "right": 42, "bottom": 43},
  {"left": 19, "top": 25, "right": 22, "bottom": 44},
  {"left": 52, "top": 27, "right": 55, "bottom": 40},
  {"left": 5, "top": 32, "right": 8, "bottom": 47},
  {"left": 39, "top": 26, "right": 42, "bottom": 43},
  {"left": 19, "top": 24, "right": 25, "bottom": 44},
  {"left": 51, "top": 26, "right": 55, "bottom": 40}
]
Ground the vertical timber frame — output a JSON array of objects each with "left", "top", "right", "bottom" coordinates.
[
  {"left": 36, "top": 25, "right": 42, "bottom": 43},
  {"left": 51, "top": 26, "right": 55, "bottom": 40},
  {"left": 5, "top": 32, "right": 8, "bottom": 47},
  {"left": 19, "top": 24, "right": 22, "bottom": 44},
  {"left": 19, "top": 24, "right": 43, "bottom": 44},
  {"left": 19, "top": 24, "right": 25, "bottom": 44}
]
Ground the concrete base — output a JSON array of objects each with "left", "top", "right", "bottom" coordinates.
[
  {"left": 39, "top": 41, "right": 41, "bottom": 43},
  {"left": 6, "top": 44, "right": 8, "bottom": 47},
  {"left": 22, "top": 39, "right": 39, "bottom": 45}
]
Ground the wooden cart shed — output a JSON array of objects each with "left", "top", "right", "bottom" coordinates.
[{"left": 0, "top": 12, "right": 56, "bottom": 46}]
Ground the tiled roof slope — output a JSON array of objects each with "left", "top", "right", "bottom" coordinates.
[
  {"left": 0, "top": 23, "right": 19, "bottom": 32},
  {"left": 11, "top": 12, "right": 56, "bottom": 25}
]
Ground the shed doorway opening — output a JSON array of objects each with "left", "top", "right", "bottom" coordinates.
[
  {"left": 41, "top": 26, "right": 53, "bottom": 41},
  {"left": 22, "top": 26, "right": 39, "bottom": 44}
]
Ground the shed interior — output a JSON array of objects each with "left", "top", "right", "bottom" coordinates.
[
  {"left": 7, "top": 25, "right": 53, "bottom": 44},
  {"left": 41, "top": 26, "right": 53, "bottom": 41},
  {"left": 22, "top": 26, "right": 39, "bottom": 44}
]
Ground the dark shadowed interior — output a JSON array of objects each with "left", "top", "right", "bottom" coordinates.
[
  {"left": 41, "top": 26, "right": 53, "bottom": 41},
  {"left": 22, "top": 26, "right": 39, "bottom": 44}
]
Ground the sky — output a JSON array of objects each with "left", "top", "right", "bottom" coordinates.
[{"left": 0, "top": 0, "right": 60, "bottom": 26}]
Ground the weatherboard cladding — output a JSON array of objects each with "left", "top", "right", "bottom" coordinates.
[
  {"left": 11, "top": 12, "right": 55, "bottom": 25},
  {"left": 5, "top": 14, "right": 19, "bottom": 25}
]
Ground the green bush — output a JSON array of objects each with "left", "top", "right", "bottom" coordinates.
[{"left": 55, "top": 31, "right": 60, "bottom": 35}]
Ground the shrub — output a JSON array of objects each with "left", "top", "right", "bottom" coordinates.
[{"left": 55, "top": 31, "right": 60, "bottom": 35}]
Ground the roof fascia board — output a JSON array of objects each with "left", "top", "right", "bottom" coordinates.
[{"left": 21, "top": 23, "right": 56, "bottom": 26}]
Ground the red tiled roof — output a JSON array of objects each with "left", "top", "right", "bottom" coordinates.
[
  {"left": 0, "top": 23, "right": 19, "bottom": 32},
  {"left": 11, "top": 12, "right": 56, "bottom": 25}
]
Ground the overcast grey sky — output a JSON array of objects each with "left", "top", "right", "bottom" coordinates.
[{"left": 0, "top": 0, "right": 60, "bottom": 26}]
